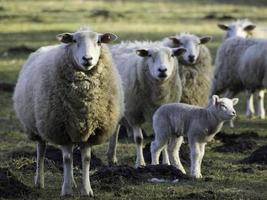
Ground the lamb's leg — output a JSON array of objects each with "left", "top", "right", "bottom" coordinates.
[
  {"left": 80, "top": 144, "right": 93, "bottom": 197},
  {"left": 256, "top": 90, "right": 265, "bottom": 119},
  {"left": 34, "top": 140, "right": 46, "bottom": 188},
  {"left": 107, "top": 124, "right": 120, "bottom": 165},
  {"left": 189, "top": 140, "right": 202, "bottom": 178},
  {"left": 162, "top": 147, "right": 170, "bottom": 165},
  {"left": 60, "top": 145, "right": 74, "bottom": 196},
  {"left": 151, "top": 139, "right": 168, "bottom": 165},
  {"left": 246, "top": 90, "right": 255, "bottom": 118},
  {"left": 133, "top": 126, "right": 145, "bottom": 167},
  {"left": 197, "top": 143, "right": 206, "bottom": 178},
  {"left": 168, "top": 136, "right": 186, "bottom": 174}
]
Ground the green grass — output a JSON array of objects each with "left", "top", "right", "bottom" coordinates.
[{"left": 0, "top": 0, "right": 267, "bottom": 199}]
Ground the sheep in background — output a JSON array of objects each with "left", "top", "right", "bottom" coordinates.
[
  {"left": 151, "top": 95, "right": 238, "bottom": 178},
  {"left": 163, "top": 32, "right": 213, "bottom": 106},
  {"left": 13, "top": 27, "right": 123, "bottom": 197},
  {"left": 107, "top": 41, "right": 186, "bottom": 167},
  {"left": 211, "top": 37, "right": 267, "bottom": 121},
  {"left": 218, "top": 19, "right": 267, "bottom": 119}
]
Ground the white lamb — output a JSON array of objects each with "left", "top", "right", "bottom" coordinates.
[
  {"left": 218, "top": 19, "right": 267, "bottom": 119},
  {"left": 107, "top": 41, "right": 186, "bottom": 167},
  {"left": 151, "top": 95, "right": 238, "bottom": 178},
  {"left": 13, "top": 27, "right": 123, "bottom": 197}
]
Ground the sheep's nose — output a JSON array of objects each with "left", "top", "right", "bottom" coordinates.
[
  {"left": 158, "top": 68, "right": 167, "bottom": 73},
  {"left": 188, "top": 55, "right": 195, "bottom": 63},
  {"left": 232, "top": 111, "right": 236, "bottom": 116},
  {"left": 82, "top": 56, "right": 93, "bottom": 62}
]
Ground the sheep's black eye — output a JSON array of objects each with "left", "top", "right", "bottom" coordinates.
[
  {"left": 171, "top": 54, "right": 175, "bottom": 57},
  {"left": 73, "top": 39, "right": 77, "bottom": 43},
  {"left": 97, "top": 40, "right": 101, "bottom": 46},
  {"left": 148, "top": 54, "right": 152, "bottom": 57}
]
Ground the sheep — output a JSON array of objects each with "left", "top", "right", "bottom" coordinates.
[
  {"left": 163, "top": 32, "right": 213, "bottom": 106},
  {"left": 218, "top": 19, "right": 267, "bottom": 119},
  {"left": 210, "top": 37, "right": 267, "bottom": 121},
  {"left": 13, "top": 27, "right": 123, "bottom": 197},
  {"left": 107, "top": 41, "right": 186, "bottom": 167},
  {"left": 151, "top": 95, "right": 239, "bottom": 178}
]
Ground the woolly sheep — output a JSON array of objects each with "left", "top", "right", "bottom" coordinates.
[
  {"left": 13, "top": 27, "right": 123, "bottom": 197},
  {"left": 218, "top": 19, "right": 267, "bottom": 119},
  {"left": 107, "top": 41, "right": 186, "bottom": 167},
  {"left": 211, "top": 37, "right": 267, "bottom": 121},
  {"left": 163, "top": 32, "right": 213, "bottom": 106},
  {"left": 151, "top": 95, "right": 239, "bottom": 178}
]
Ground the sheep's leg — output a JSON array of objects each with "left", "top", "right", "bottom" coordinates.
[
  {"left": 168, "top": 136, "right": 186, "bottom": 174},
  {"left": 107, "top": 124, "right": 120, "bottom": 165},
  {"left": 34, "top": 140, "right": 46, "bottom": 188},
  {"left": 189, "top": 140, "right": 202, "bottom": 178},
  {"left": 151, "top": 139, "right": 168, "bottom": 165},
  {"left": 197, "top": 143, "right": 206, "bottom": 178},
  {"left": 133, "top": 126, "right": 145, "bottom": 167},
  {"left": 256, "top": 90, "right": 265, "bottom": 119},
  {"left": 246, "top": 91, "right": 255, "bottom": 118},
  {"left": 162, "top": 147, "right": 170, "bottom": 165},
  {"left": 61, "top": 145, "right": 74, "bottom": 196},
  {"left": 80, "top": 144, "right": 93, "bottom": 197}
]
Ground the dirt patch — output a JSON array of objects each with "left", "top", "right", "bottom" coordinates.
[
  {"left": 0, "top": 168, "right": 32, "bottom": 198},
  {"left": 237, "top": 166, "right": 255, "bottom": 174},
  {"left": 0, "top": 82, "right": 15, "bottom": 92},
  {"left": 178, "top": 190, "right": 214, "bottom": 199},
  {"left": 213, "top": 131, "right": 259, "bottom": 153},
  {"left": 91, "top": 164, "right": 189, "bottom": 186},
  {"left": 241, "top": 144, "right": 267, "bottom": 164},
  {"left": 10, "top": 145, "right": 104, "bottom": 171},
  {"left": 143, "top": 142, "right": 190, "bottom": 166},
  {"left": 1, "top": 45, "right": 36, "bottom": 56}
]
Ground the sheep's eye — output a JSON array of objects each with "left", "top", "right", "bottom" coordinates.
[
  {"left": 220, "top": 105, "right": 227, "bottom": 111},
  {"left": 73, "top": 39, "right": 77, "bottom": 43},
  {"left": 97, "top": 40, "right": 101, "bottom": 46},
  {"left": 171, "top": 54, "right": 175, "bottom": 57},
  {"left": 148, "top": 54, "right": 152, "bottom": 57}
]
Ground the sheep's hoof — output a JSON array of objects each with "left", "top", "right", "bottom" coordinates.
[
  {"left": 34, "top": 176, "right": 44, "bottom": 189},
  {"left": 80, "top": 187, "right": 94, "bottom": 197},
  {"left": 61, "top": 186, "right": 73, "bottom": 197},
  {"left": 108, "top": 158, "right": 118, "bottom": 166}
]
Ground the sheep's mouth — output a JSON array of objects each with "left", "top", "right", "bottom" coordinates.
[{"left": 158, "top": 73, "right": 168, "bottom": 79}]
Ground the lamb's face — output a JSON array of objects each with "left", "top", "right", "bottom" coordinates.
[
  {"left": 57, "top": 30, "right": 117, "bottom": 71},
  {"left": 168, "top": 34, "right": 211, "bottom": 65},
  {"left": 217, "top": 21, "right": 256, "bottom": 40},
  {"left": 211, "top": 95, "right": 239, "bottom": 121},
  {"left": 136, "top": 47, "right": 186, "bottom": 81}
]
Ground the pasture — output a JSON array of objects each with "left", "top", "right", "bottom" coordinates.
[{"left": 0, "top": 0, "right": 267, "bottom": 199}]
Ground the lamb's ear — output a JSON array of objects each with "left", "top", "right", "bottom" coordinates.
[
  {"left": 168, "top": 37, "right": 181, "bottom": 46},
  {"left": 172, "top": 48, "right": 186, "bottom": 57},
  {"left": 243, "top": 24, "right": 256, "bottom": 32},
  {"left": 232, "top": 98, "right": 239, "bottom": 106},
  {"left": 200, "top": 36, "right": 212, "bottom": 44},
  {"left": 212, "top": 95, "right": 220, "bottom": 106},
  {"left": 136, "top": 49, "right": 149, "bottom": 57},
  {"left": 217, "top": 24, "right": 229, "bottom": 31},
  {"left": 57, "top": 33, "right": 74, "bottom": 43},
  {"left": 99, "top": 33, "right": 118, "bottom": 43}
]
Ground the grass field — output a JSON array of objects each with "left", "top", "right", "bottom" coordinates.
[{"left": 0, "top": 0, "right": 267, "bottom": 199}]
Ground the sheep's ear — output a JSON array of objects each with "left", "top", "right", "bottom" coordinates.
[
  {"left": 172, "top": 48, "right": 186, "bottom": 57},
  {"left": 217, "top": 24, "right": 229, "bottom": 31},
  {"left": 136, "top": 49, "right": 149, "bottom": 57},
  {"left": 232, "top": 98, "right": 239, "bottom": 105},
  {"left": 212, "top": 95, "right": 220, "bottom": 105},
  {"left": 99, "top": 33, "right": 118, "bottom": 43},
  {"left": 200, "top": 36, "right": 212, "bottom": 44},
  {"left": 57, "top": 33, "right": 74, "bottom": 43},
  {"left": 168, "top": 37, "right": 181, "bottom": 46},
  {"left": 243, "top": 24, "right": 256, "bottom": 32}
]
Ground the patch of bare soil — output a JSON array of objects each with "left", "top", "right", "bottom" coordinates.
[
  {"left": 1, "top": 45, "right": 36, "bottom": 56},
  {"left": 0, "top": 168, "right": 32, "bottom": 198},
  {"left": 241, "top": 144, "right": 267, "bottom": 164},
  {"left": 213, "top": 131, "right": 260, "bottom": 153}
]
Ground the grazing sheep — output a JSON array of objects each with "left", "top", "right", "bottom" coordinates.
[
  {"left": 151, "top": 95, "right": 238, "bottom": 178},
  {"left": 211, "top": 37, "right": 267, "bottom": 121},
  {"left": 13, "top": 27, "right": 123, "bottom": 197},
  {"left": 218, "top": 19, "right": 267, "bottom": 119},
  {"left": 107, "top": 41, "right": 186, "bottom": 167},
  {"left": 163, "top": 32, "right": 213, "bottom": 106}
]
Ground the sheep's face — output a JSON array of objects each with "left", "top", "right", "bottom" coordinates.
[
  {"left": 211, "top": 95, "right": 239, "bottom": 121},
  {"left": 217, "top": 21, "right": 256, "bottom": 40},
  {"left": 168, "top": 34, "right": 211, "bottom": 65},
  {"left": 57, "top": 30, "right": 117, "bottom": 71},
  {"left": 136, "top": 47, "right": 186, "bottom": 81}
]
